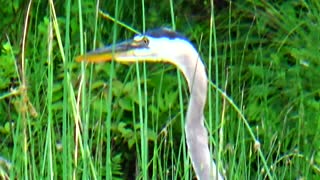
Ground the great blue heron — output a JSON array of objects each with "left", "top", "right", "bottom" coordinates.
[{"left": 76, "top": 28, "right": 224, "bottom": 180}]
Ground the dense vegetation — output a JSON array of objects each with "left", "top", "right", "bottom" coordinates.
[{"left": 0, "top": 0, "right": 319, "bottom": 179}]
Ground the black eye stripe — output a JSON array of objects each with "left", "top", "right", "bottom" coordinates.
[{"left": 145, "top": 28, "right": 186, "bottom": 40}]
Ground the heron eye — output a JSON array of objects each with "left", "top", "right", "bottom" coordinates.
[{"left": 142, "top": 37, "right": 149, "bottom": 46}]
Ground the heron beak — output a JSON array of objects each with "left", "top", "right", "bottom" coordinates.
[{"left": 76, "top": 38, "right": 151, "bottom": 63}]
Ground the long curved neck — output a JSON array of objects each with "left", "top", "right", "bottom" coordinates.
[{"left": 176, "top": 54, "right": 223, "bottom": 180}]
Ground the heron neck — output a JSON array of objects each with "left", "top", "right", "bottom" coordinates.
[
  {"left": 179, "top": 56, "right": 223, "bottom": 180},
  {"left": 179, "top": 56, "right": 208, "bottom": 114},
  {"left": 188, "top": 68, "right": 207, "bottom": 114}
]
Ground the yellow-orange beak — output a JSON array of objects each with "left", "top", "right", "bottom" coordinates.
[{"left": 76, "top": 37, "right": 151, "bottom": 63}]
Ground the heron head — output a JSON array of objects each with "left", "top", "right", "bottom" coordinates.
[{"left": 76, "top": 28, "right": 199, "bottom": 68}]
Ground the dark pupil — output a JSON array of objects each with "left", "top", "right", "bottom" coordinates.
[{"left": 142, "top": 37, "right": 149, "bottom": 45}]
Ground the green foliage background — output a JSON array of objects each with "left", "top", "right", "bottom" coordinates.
[{"left": 0, "top": 0, "right": 319, "bottom": 179}]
